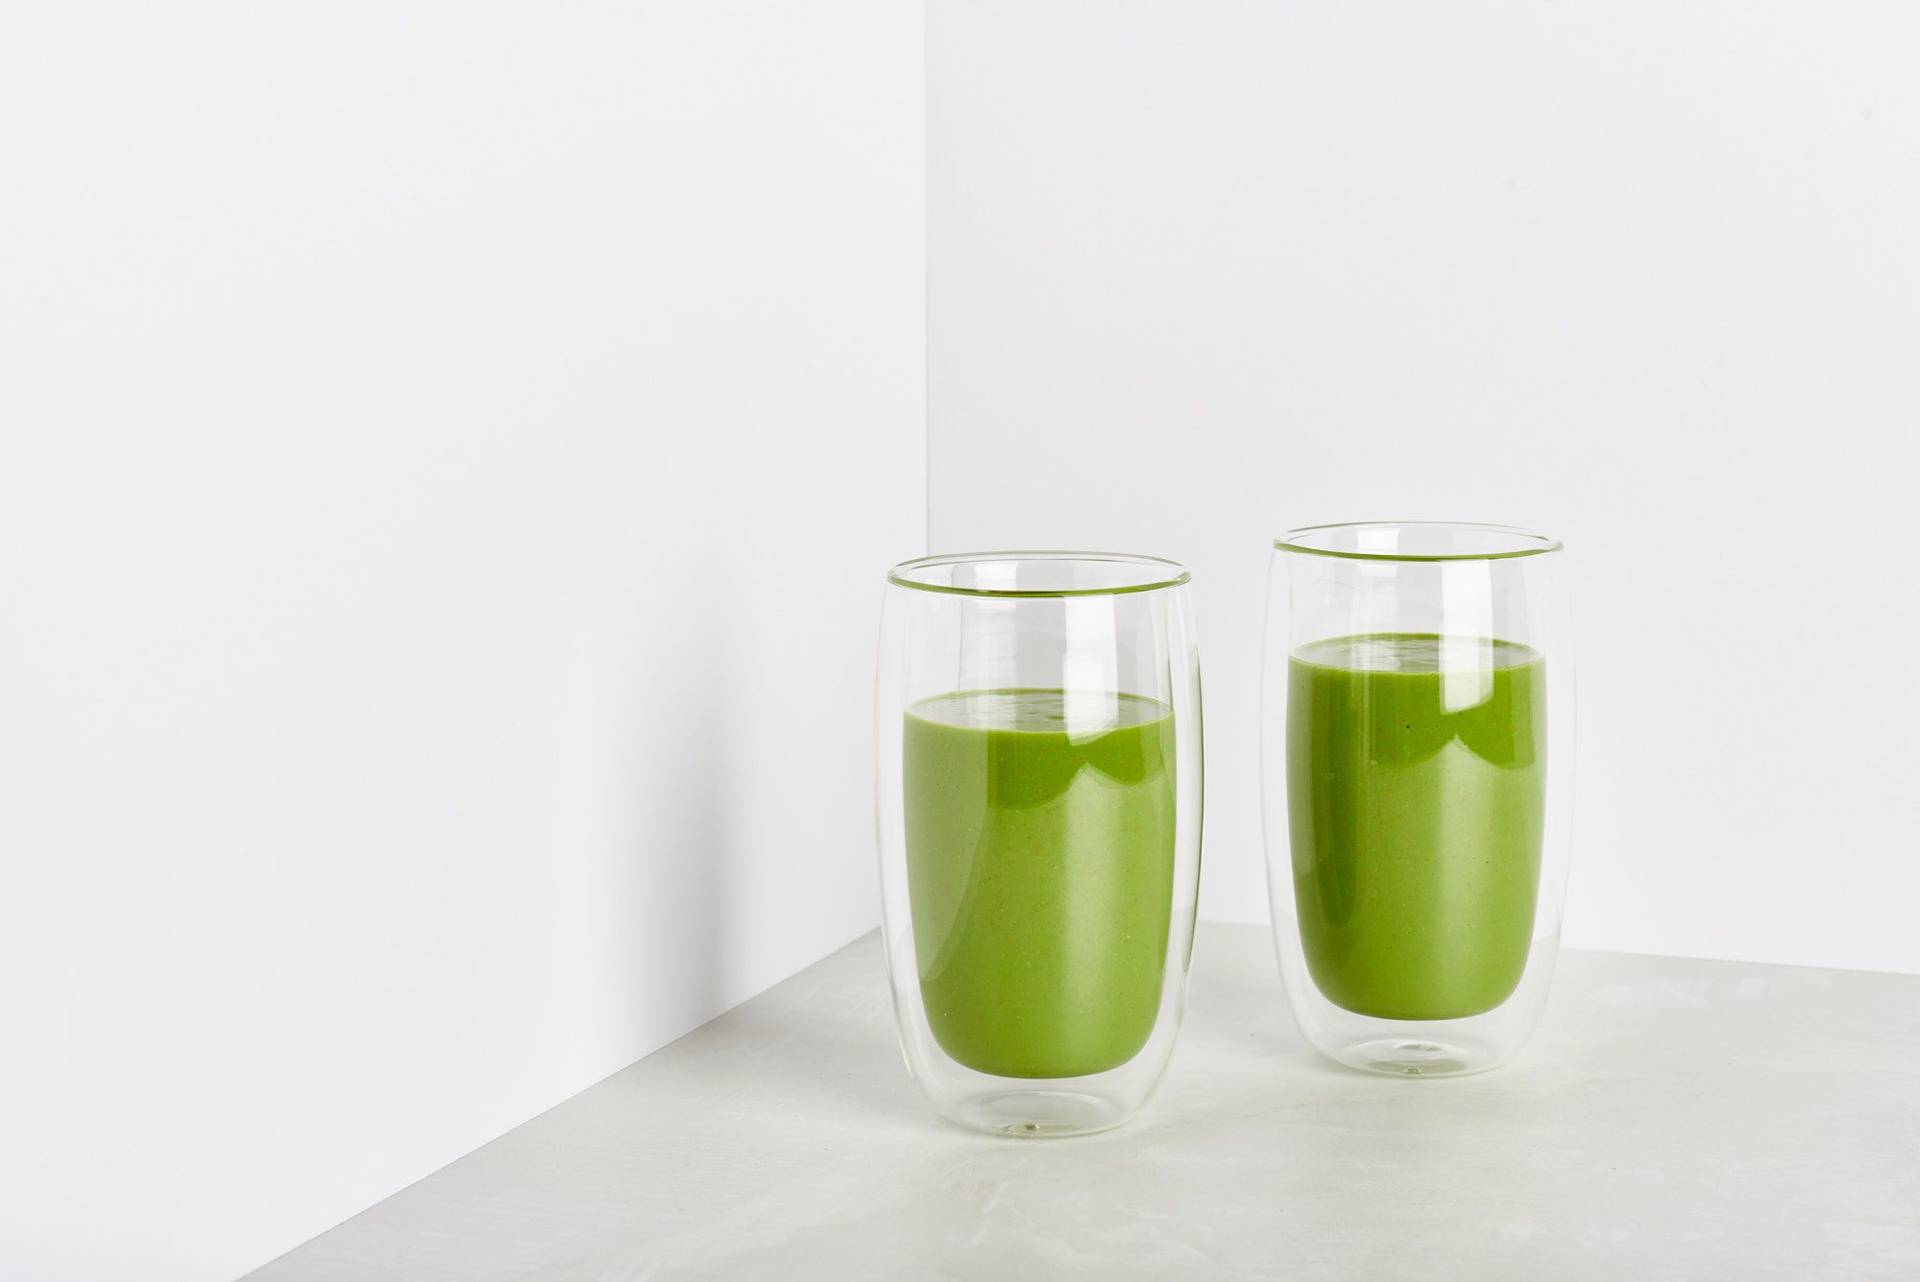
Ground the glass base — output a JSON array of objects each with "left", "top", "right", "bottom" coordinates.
[
  {"left": 1275, "top": 935, "right": 1561, "bottom": 1080},
  {"left": 937, "top": 1088, "right": 1134, "bottom": 1138},
  {"left": 1329, "top": 1035, "right": 1509, "bottom": 1078}
]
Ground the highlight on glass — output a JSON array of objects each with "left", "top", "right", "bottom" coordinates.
[
  {"left": 1261, "top": 522, "right": 1574, "bottom": 1076},
  {"left": 876, "top": 552, "right": 1204, "bottom": 1135}
]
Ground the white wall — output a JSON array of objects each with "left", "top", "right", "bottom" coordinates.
[
  {"left": 0, "top": 4, "right": 921, "bottom": 1280},
  {"left": 929, "top": 0, "right": 1920, "bottom": 972}
]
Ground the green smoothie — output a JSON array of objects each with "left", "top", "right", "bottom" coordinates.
[
  {"left": 903, "top": 689, "right": 1177, "bottom": 1079},
  {"left": 1288, "top": 634, "right": 1545, "bottom": 1021}
]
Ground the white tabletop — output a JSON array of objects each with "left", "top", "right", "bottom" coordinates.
[{"left": 248, "top": 923, "right": 1920, "bottom": 1281}]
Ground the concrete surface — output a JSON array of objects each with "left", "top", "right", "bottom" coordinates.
[{"left": 248, "top": 923, "right": 1920, "bottom": 1280}]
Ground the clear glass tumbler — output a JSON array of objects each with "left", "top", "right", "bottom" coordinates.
[
  {"left": 876, "top": 552, "right": 1204, "bottom": 1135},
  {"left": 1261, "top": 522, "right": 1574, "bottom": 1076}
]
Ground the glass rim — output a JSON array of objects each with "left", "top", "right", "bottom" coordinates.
[
  {"left": 1275, "top": 521, "right": 1563, "bottom": 563},
  {"left": 886, "top": 550, "right": 1191, "bottom": 598}
]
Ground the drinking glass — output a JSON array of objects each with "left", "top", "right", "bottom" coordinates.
[
  {"left": 876, "top": 552, "right": 1204, "bottom": 1135},
  {"left": 1261, "top": 522, "right": 1574, "bottom": 1075}
]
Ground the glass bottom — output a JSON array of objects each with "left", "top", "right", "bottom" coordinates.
[
  {"left": 1328, "top": 1034, "right": 1511, "bottom": 1078},
  {"left": 1275, "top": 932, "right": 1561, "bottom": 1079},
  {"left": 935, "top": 1088, "right": 1135, "bottom": 1138}
]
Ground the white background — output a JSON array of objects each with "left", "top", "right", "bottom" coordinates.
[
  {"left": 930, "top": 0, "right": 1920, "bottom": 973},
  {"left": 0, "top": 3, "right": 921, "bottom": 1280},
  {"left": 9, "top": 3, "right": 1920, "bottom": 1279}
]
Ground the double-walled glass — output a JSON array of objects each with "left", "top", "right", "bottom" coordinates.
[
  {"left": 1261, "top": 523, "right": 1574, "bottom": 1076},
  {"left": 877, "top": 552, "right": 1204, "bottom": 1135}
]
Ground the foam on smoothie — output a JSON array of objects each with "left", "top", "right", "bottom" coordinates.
[
  {"left": 1295, "top": 633, "right": 1540, "bottom": 674},
  {"left": 909, "top": 688, "right": 1169, "bottom": 734}
]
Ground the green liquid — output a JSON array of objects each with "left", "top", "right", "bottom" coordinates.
[
  {"left": 903, "top": 689, "right": 1176, "bottom": 1078},
  {"left": 1288, "top": 634, "right": 1546, "bottom": 1021}
]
